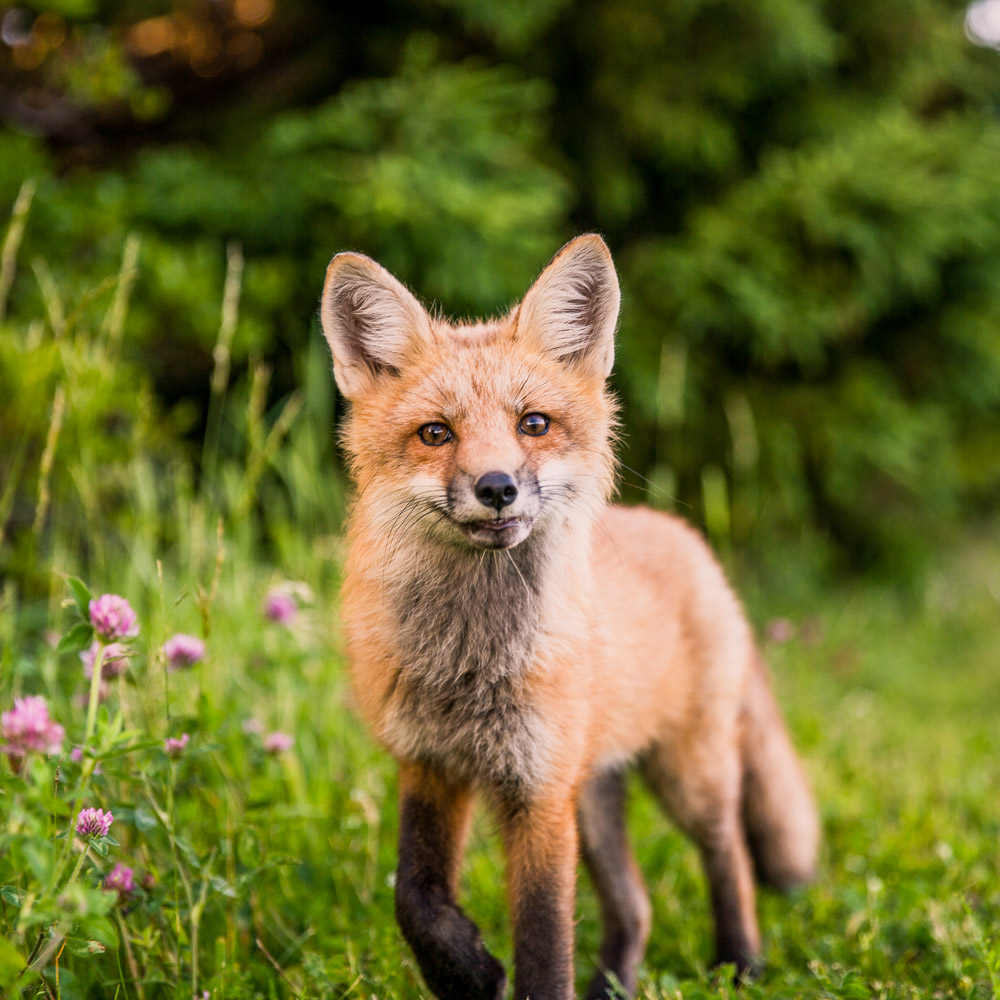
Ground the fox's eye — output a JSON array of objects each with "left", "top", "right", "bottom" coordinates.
[
  {"left": 418, "top": 423, "right": 453, "bottom": 446},
  {"left": 519, "top": 413, "right": 550, "bottom": 436}
]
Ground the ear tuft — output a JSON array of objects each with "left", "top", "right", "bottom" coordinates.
[
  {"left": 515, "top": 235, "right": 620, "bottom": 378},
  {"left": 320, "top": 253, "right": 432, "bottom": 399}
]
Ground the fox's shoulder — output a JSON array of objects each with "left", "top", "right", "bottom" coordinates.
[
  {"left": 593, "top": 504, "right": 739, "bottom": 610},
  {"left": 597, "top": 503, "right": 707, "bottom": 561}
]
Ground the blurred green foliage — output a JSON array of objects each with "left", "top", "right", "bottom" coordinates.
[{"left": 2, "top": 0, "right": 999, "bottom": 578}]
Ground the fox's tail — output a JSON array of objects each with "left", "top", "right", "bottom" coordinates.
[{"left": 740, "top": 656, "right": 819, "bottom": 890}]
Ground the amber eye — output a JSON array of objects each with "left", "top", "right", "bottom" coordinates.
[
  {"left": 519, "top": 413, "right": 550, "bottom": 436},
  {"left": 418, "top": 422, "right": 453, "bottom": 446}
]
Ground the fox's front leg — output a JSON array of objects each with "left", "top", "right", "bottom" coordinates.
[
  {"left": 395, "top": 762, "right": 506, "bottom": 1000},
  {"left": 500, "top": 791, "right": 580, "bottom": 1000}
]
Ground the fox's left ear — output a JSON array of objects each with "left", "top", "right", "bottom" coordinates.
[
  {"left": 515, "top": 234, "right": 620, "bottom": 379},
  {"left": 320, "top": 252, "right": 433, "bottom": 400}
]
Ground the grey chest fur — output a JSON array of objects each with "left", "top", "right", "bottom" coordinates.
[{"left": 382, "top": 543, "right": 552, "bottom": 792}]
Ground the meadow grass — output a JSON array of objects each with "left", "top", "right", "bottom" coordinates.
[
  {"left": 2, "top": 219, "right": 999, "bottom": 998},
  {"left": 5, "top": 490, "right": 999, "bottom": 1000}
]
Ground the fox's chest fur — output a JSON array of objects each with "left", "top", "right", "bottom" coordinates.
[{"left": 377, "top": 539, "right": 556, "bottom": 792}]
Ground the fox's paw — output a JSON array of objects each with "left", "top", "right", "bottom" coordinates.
[
  {"left": 712, "top": 952, "right": 764, "bottom": 986},
  {"left": 462, "top": 946, "right": 506, "bottom": 1000},
  {"left": 422, "top": 944, "right": 506, "bottom": 1000},
  {"left": 583, "top": 969, "right": 631, "bottom": 1000},
  {"left": 476, "top": 951, "right": 507, "bottom": 1000}
]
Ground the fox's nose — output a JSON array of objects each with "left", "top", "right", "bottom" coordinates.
[{"left": 474, "top": 471, "right": 518, "bottom": 512}]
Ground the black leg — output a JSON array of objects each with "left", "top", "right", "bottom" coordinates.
[
  {"left": 640, "top": 741, "right": 762, "bottom": 978},
  {"left": 395, "top": 764, "right": 506, "bottom": 1000},
  {"left": 702, "top": 834, "right": 762, "bottom": 978},
  {"left": 578, "top": 770, "right": 651, "bottom": 999}
]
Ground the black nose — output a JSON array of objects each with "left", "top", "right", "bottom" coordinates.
[{"left": 474, "top": 471, "right": 519, "bottom": 511}]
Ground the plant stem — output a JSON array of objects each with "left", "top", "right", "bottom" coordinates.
[
  {"left": 0, "top": 178, "right": 35, "bottom": 325},
  {"left": 32, "top": 384, "right": 66, "bottom": 541},
  {"left": 66, "top": 843, "right": 90, "bottom": 887},
  {"left": 189, "top": 852, "right": 214, "bottom": 998},
  {"left": 49, "top": 757, "right": 96, "bottom": 893},
  {"left": 115, "top": 909, "right": 146, "bottom": 1000},
  {"left": 201, "top": 241, "right": 243, "bottom": 485},
  {"left": 84, "top": 642, "right": 105, "bottom": 745}
]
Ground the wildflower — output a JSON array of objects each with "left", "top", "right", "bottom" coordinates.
[
  {"left": 162, "top": 633, "right": 205, "bottom": 670},
  {"left": 103, "top": 862, "right": 136, "bottom": 898},
  {"left": 76, "top": 807, "right": 113, "bottom": 839},
  {"left": 88, "top": 594, "right": 139, "bottom": 642},
  {"left": 263, "top": 589, "right": 297, "bottom": 625},
  {"left": 242, "top": 717, "right": 262, "bottom": 735},
  {"left": 165, "top": 733, "right": 190, "bottom": 757},
  {"left": 1, "top": 695, "right": 65, "bottom": 758},
  {"left": 766, "top": 618, "right": 796, "bottom": 644},
  {"left": 263, "top": 731, "right": 294, "bottom": 754},
  {"left": 80, "top": 641, "right": 129, "bottom": 679}
]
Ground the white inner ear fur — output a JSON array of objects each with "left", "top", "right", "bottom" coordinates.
[
  {"left": 515, "top": 234, "right": 620, "bottom": 379},
  {"left": 320, "top": 253, "right": 433, "bottom": 399}
]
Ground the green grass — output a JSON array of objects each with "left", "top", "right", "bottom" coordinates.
[
  {"left": 2, "top": 220, "right": 999, "bottom": 998},
  {"left": 4, "top": 510, "right": 999, "bottom": 1000}
]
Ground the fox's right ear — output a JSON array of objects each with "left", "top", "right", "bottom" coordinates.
[
  {"left": 515, "top": 234, "right": 620, "bottom": 380},
  {"left": 320, "top": 253, "right": 433, "bottom": 399}
]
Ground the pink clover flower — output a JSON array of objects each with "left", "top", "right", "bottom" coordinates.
[
  {"left": 162, "top": 633, "right": 205, "bottom": 670},
  {"left": 76, "top": 807, "right": 114, "bottom": 838},
  {"left": 88, "top": 594, "right": 139, "bottom": 642},
  {"left": 1, "top": 696, "right": 65, "bottom": 758}
]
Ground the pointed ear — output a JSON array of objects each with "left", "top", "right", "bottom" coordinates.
[
  {"left": 515, "top": 234, "right": 620, "bottom": 379},
  {"left": 320, "top": 252, "right": 433, "bottom": 399}
]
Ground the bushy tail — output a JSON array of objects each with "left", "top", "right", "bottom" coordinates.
[{"left": 740, "top": 656, "right": 819, "bottom": 890}]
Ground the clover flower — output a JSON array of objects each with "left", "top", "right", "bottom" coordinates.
[
  {"left": 104, "top": 862, "right": 136, "bottom": 898},
  {"left": 162, "top": 633, "right": 205, "bottom": 670},
  {"left": 263, "top": 590, "right": 297, "bottom": 626},
  {"left": 1, "top": 695, "right": 65, "bottom": 758},
  {"left": 76, "top": 807, "right": 113, "bottom": 839},
  {"left": 263, "top": 731, "right": 294, "bottom": 754},
  {"left": 88, "top": 594, "right": 139, "bottom": 642},
  {"left": 80, "top": 641, "right": 129, "bottom": 680},
  {"left": 165, "top": 733, "right": 190, "bottom": 757},
  {"left": 766, "top": 618, "right": 796, "bottom": 644}
]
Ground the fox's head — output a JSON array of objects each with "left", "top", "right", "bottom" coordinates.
[{"left": 320, "top": 235, "right": 620, "bottom": 551}]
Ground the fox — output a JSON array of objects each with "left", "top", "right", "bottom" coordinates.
[{"left": 319, "top": 234, "right": 819, "bottom": 1000}]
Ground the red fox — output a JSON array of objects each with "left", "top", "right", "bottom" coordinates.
[{"left": 319, "top": 235, "right": 819, "bottom": 1000}]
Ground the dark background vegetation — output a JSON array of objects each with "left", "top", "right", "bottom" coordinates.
[{"left": 3, "top": 0, "right": 1000, "bottom": 588}]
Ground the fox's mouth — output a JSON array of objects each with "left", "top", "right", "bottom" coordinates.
[{"left": 456, "top": 515, "right": 529, "bottom": 549}]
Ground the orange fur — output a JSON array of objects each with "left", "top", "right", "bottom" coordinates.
[{"left": 320, "top": 235, "right": 818, "bottom": 1000}]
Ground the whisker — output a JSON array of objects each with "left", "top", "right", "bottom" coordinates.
[
  {"left": 504, "top": 547, "right": 533, "bottom": 601},
  {"left": 617, "top": 462, "right": 690, "bottom": 509}
]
